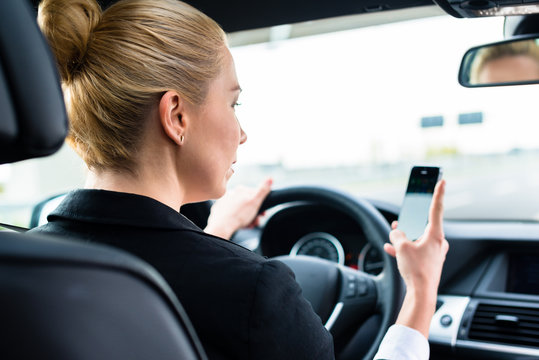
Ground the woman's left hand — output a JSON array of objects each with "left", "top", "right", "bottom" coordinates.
[
  {"left": 383, "top": 179, "right": 448, "bottom": 339},
  {"left": 204, "top": 178, "right": 273, "bottom": 240}
]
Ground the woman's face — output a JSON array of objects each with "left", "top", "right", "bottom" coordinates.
[
  {"left": 182, "top": 49, "right": 247, "bottom": 202},
  {"left": 478, "top": 55, "right": 539, "bottom": 84}
]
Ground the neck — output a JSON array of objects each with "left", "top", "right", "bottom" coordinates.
[{"left": 85, "top": 166, "right": 185, "bottom": 212}]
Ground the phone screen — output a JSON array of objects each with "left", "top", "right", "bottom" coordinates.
[{"left": 397, "top": 166, "right": 441, "bottom": 241}]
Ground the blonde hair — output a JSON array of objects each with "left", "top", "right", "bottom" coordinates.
[
  {"left": 470, "top": 39, "right": 539, "bottom": 84},
  {"left": 38, "top": 0, "right": 227, "bottom": 171}
]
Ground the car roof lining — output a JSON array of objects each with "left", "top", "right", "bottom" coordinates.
[
  {"left": 29, "top": 0, "right": 436, "bottom": 33},
  {"left": 228, "top": 5, "right": 444, "bottom": 47}
]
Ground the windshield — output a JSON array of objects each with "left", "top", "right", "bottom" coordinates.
[
  {"left": 228, "top": 13, "right": 539, "bottom": 221},
  {"left": 1, "top": 10, "right": 538, "bottom": 226}
]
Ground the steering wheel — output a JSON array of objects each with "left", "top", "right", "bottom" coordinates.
[{"left": 260, "top": 186, "right": 405, "bottom": 360}]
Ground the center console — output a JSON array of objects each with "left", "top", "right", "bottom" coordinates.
[{"left": 430, "top": 252, "right": 539, "bottom": 359}]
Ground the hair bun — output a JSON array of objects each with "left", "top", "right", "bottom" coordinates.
[{"left": 38, "top": 0, "right": 101, "bottom": 82}]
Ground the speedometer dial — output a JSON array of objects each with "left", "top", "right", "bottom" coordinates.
[
  {"left": 290, "top": 232, "right": 345, "bottom": 265},
  {"left": 358, "top": 244, "right": 384, "bottom": 275}
]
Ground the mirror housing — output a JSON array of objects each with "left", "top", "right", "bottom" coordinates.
[
  {"left": 434, "top": 0, "right": 539, "bottom": 18},
  {"left": 459, "top": 35, "right": 539, "bottom": 87}
]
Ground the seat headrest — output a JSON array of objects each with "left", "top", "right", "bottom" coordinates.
[{"left": 0, "top": 0, "right": 68, "bottom": 165}]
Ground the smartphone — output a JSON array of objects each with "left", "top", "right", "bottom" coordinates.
[{"left": 397, "top": 166, "right": 442, "bottom": 241}]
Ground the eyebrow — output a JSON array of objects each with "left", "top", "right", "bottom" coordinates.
[{"left": 231, "top": 85, "right": 242, "bottom": 92}]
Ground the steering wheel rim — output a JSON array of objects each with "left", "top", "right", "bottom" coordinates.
[{"left": 260, "top": 186, "right": 405, "bottom": 360}]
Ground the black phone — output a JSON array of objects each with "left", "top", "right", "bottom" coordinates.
[{"left": 397, "top": 166, "right": 442, "bottom": 241}]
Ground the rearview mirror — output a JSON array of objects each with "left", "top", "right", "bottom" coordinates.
[{"left": 459, "top": 35, "right": 539, "bottom": 87}]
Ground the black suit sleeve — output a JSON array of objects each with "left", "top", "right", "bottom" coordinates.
[{"left": 248, "top": 260, "right": 335, "bottom": 359}]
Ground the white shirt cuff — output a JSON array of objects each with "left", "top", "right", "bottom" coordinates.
[{"left": 373, "top": 324, "right": 430, "bottom": 360}]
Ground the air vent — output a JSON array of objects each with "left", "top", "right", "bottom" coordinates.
[{"left": 468, "top": 303, "right": 539, "bottom": 348}]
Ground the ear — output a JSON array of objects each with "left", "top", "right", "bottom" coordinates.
[{"left": 158, "top": 91, "right": 188, "bottom": 145}]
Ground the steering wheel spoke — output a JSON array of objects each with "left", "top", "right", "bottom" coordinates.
[{"left": 326, "top": 267, "right": 377, "bottom": 339}]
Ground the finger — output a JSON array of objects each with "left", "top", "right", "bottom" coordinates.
[
  {"left": 383, "top": 243, "right": 396, "bottom": 258},
  {"left": 391, "top": 220, "right": 398, "bottom": 230},
  {"left": 428, "top": 179, "right": 445, "bottom": 231},
  {"left": 389, "top": 228, "right": 408, "bottom": 247},
  {"left": 250, "top": 214, "right": 263, "bottom": 228},
  {"left": 255, "top": 177, "right": 273, "bottom": 201}
]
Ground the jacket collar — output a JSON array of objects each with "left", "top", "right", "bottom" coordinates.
[{"left": 48, "top": 189, "right": 203, "bottom": 232}]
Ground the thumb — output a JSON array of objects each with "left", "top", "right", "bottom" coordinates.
[{"left": 428, "top": 179, "right": 445, "bottom": 231}]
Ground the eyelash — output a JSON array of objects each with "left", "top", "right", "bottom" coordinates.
[{"left": 233, "top": 102, "right": 242, "bottom": 108}]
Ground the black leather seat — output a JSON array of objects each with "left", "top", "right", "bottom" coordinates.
[{"left": 0, "top": 1, "right": 207, "bottom": 359}]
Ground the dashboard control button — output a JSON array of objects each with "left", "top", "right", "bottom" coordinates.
[
  {"left": 440, "top": 314, "right": 453, "bottom": 327},
  {"left": 346, "top": 282, "right": 356, "bottom": 297},
  {"left": 358, "top": 280, "right": 368, "bottom": 295}
]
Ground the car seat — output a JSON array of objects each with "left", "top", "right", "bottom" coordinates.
[{"left": 0, "top": 1, "right": 207, "bottom": 359}]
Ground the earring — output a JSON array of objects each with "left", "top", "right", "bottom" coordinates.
[{"left": 179, "top": 134, "right": 184, "bottom": 144}]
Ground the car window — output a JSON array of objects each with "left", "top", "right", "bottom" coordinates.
[
  {"left": 2, "top": 11, "right": 539, "bottom": 226},
  {"left": 228, "top": 13, "right": 539, "bottom": 221},
  {"left": 0, "top": 145, "right": 86, "bottom": 227}
]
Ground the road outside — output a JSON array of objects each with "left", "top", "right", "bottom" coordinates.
[{"left": 230, "top": 151, "right": 539, "bottom": 221}]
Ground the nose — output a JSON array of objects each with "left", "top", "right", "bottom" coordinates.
[{"left": 239, "top": 125, "right": 247, "bottom": 144}]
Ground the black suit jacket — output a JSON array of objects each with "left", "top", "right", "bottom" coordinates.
[{"left": 31, "top": 189, "right": 334, "bottom": 359}]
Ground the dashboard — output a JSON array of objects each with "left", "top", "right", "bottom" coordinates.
[
  {"left": 231, "top": 199, "right": 539, "bottom": 360},
  {"left": 249, "top": 203, "right": 384, "bottom": 275},
  {"left": 431, "top": 244, "right": 539, "bottom": 359}
]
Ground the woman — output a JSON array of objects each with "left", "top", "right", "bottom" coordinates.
[
  {"left": 33, "top": 0, "right": 448, "bottom": 359},
  {"left": 470, "top": 39, "right": 539, "bottom": 85}
]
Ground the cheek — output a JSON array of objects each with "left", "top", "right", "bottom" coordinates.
[
  {"left": 202, "top": 114, "right": 239, "bottom": 175},
  {"left": 225, "top": 123, "right": 241, "bottom": 151},
  {"left": 211, "top": 113, "right": 240, "bottom": 154}
]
